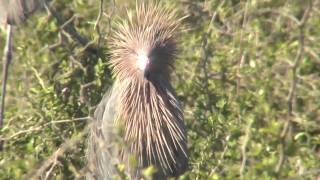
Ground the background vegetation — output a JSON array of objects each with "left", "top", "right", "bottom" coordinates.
[{"left": 0, "top": 0, "right": 319, "bottom": 179}]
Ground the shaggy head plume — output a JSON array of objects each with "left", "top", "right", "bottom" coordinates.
[
  {"left": 87, "top": 2, "right": 188, "bottom": 179},
  {"left": 109, "top": 3, "right": 182, "bottom": 81}
]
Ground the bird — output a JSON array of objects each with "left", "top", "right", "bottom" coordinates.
[{"left": 87, "top": 2, "right": 188, "bottom": 179}]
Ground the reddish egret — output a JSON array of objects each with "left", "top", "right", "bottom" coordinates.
[{"left": 87, "top": 3, "right": 188, "bottom": 179}]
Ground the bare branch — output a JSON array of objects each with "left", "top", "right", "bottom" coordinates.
[
  {"left": 43, "top": 1, "right": 97, "bottom": 54},
  {"left": 26, "top": 126, "right": 90, "bottom": 179},
  {"left": 0, "top": 25, "right": 13, "bottom": 126},
  {"left": 0, "top": 24, "right": 13, "bottom": 150},
  {"left": 275, "top": 1, "right": 313, "bottom": 174}
]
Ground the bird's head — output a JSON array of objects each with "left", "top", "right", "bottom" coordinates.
[{"left": 109, "top": 3, "right": 183, "bottom": 81}]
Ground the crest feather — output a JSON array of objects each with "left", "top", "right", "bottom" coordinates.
[{"left": 109, "top": 2, "right": 183, "bottom": 80}]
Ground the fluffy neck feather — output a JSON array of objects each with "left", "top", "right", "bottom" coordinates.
[{"left": 114, "top": 77, "right": 187, "bottom": 175}]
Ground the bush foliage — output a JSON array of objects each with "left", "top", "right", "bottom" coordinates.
[{"left": 0, "top": 0, "right": 319, "bottom": 179}]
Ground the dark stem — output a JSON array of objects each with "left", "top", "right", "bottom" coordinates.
[
  {"left": 0, "top": 24, "right": 13, "bottom": 150},
  {"left": 0, "top": 25, "right": 13, "bottom": 128}
]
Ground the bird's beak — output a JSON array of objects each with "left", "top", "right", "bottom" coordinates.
[{"left": 138, "top": 53, "right": 150, "bottom": 71}]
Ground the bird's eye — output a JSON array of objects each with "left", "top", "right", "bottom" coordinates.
[
  {"left": 159, "top": 42, "right": 166, "bottom": 48},
  {"left": 149, "top": 54, "right": 156, "bottom": 62}
]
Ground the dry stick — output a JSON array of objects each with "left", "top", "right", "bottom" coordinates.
[
  {"left": 236, "top": 0, "right": 249, "bottom": 96},
  {"left": 239, "top": 1, "right": 249, "bottom": 177},
  {"left": 0, "top": 24, "right": 13, "bottom": 150},
  {"left": 240, "top": 118, "right": 253, "bottom": 179},
  {"left": 275, "top": 1, "right": 312, "bottom": 174},
  {"left": 44, "top": 148, "right": 60, "bottom": 180},
  {"left": 210, "top": 144, "right": 228, "bottom": 175},
  {"left": 236, "top": 53, "right": 245, "bottom": 95}
]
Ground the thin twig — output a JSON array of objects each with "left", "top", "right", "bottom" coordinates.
[
  {"left": 240, "top": 118, "right": 253, "bottom": 179},
  {"left": 0, "top": 117, "right": 90, "bottom": 141},
  {"left": 44, "top": 148, "right": 61, "bottom": 180},
  {"left": 236, "top": 0, "right": 249, "bottom": 96},
  {"left": 210, "top": 144, "right": 228, "bottom": 174},
  {"left": 43, "top": 1, "right": 97, "bottom": 54},
  {"left": 236, "top": 53, "right": 245, "bottom": 95},
  {"left": 60, "top": 15, "right": 76, "bottom": 30},
  {"left": 94, "top": 0, "right": 104, "bottom": 47}
]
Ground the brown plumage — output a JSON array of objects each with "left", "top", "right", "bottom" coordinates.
[{"left": 87, "top": 3, "right": 187, "bottom": 179}]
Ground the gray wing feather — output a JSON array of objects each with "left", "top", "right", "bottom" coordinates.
[{"left": 87, "top": 86, "right": 120, "bottom": 180}]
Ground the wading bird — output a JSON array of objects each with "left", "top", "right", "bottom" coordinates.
[{"left": 87, "top": 3, "right": 188, "bottom": 179}]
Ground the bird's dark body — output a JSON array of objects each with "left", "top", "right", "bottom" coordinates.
[
  {"left": 87, "top": 3, "right": 188, "bottom": 179},
  {"left": 87, "top": 79, "right": 188, "bottom": 179}
]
